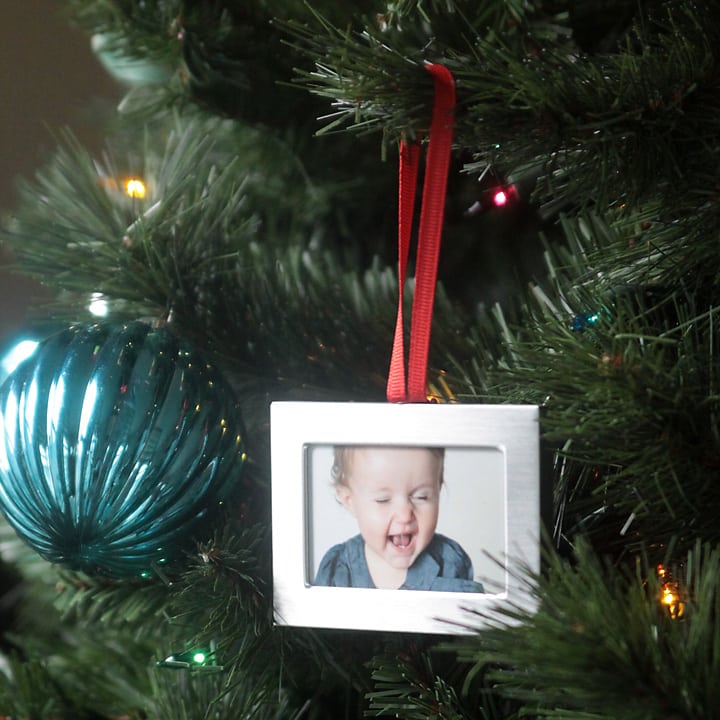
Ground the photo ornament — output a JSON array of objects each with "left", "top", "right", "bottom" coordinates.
[{"left": 271, "top": 401, "right": 540, "bottom": 635}]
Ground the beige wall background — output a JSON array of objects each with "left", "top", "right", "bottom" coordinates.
[{"left": 0, "top": 0, "right": 120, "bottom": 340}]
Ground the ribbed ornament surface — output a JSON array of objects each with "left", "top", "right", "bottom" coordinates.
[{"left": 0, "top": 322, "right": 246, "bottom": 577}]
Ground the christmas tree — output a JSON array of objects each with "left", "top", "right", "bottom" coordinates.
[{"left": 1, "top": 0, "right": 719, "bottom": 717}]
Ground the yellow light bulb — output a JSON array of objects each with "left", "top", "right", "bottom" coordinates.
[
  {"left": 660, "top": 582, "right": 685, "bottom": 619},
  {"left": 125, "top": 178, "right": 147, "bottom": 199}
]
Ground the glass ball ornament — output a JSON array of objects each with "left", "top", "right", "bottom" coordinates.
[
  {"left": 0, "top": 322, "right": 61, "bottom": 388},
  {"left": 0, "top": 322, "right": 247, "bottom": 577}
]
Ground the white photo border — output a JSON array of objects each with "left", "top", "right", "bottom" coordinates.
[{"left": 271, "top": 401, "right": 540, "bottom": 635}]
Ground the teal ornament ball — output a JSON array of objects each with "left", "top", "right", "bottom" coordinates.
[{"left": 0, "top": 322, "right": 246, "bottom": 577}]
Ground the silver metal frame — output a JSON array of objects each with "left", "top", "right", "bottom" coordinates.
[{"left": 271, "top": 402, "right": 540, "bottom": 635}]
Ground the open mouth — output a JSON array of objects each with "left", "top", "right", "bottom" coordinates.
[{"left": 389, "top": 533, "right": 414, "bottom": 550}]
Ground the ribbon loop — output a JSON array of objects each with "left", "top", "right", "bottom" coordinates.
[{"left": 386, "top": 64, "right": 456, "bottom": 403}]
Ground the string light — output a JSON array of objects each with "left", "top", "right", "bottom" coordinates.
[
  {"left": 464, "top": 183, "right": 519, "bottom": 216},
  {"left": 570, "top": 311, "right": 600, "bottom": 332},
  {"left": 492, "top": 188, "right": 509, "bottom": 206},
  {"left": 124, "top": 178, "right": 147, "bottom": 199},
  {"left": 656, "top": 564, "right": 685, "bottom": 619},
  {"left": 425, "top": 371, "right": 457, "bottom": 403},
  {"left": 490, "top": 184, "right": 517, "bottom": 207},
  {"left": 156, "top": 645, "right": 223, "bottom": 672}
]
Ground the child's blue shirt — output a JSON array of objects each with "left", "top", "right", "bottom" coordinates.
[{"left": 314, "top": 533, "right": 484, "bottom": 592}]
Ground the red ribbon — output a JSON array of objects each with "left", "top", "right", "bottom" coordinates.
[{"left": 386, "top": 63, "right": 456, "bottom": 403}]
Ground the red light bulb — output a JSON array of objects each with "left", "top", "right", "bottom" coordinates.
[
  {"left": 492, "top": 189, "right": 508, "bottom": 206},
  {"left": 465, "top": 184, "right": 518, "bottom": 217}
]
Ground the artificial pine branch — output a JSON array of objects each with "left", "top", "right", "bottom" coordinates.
[
  {"left": 6, "top": 1, "right": 720, "bottom": 718},
  {"left": 0, "top": 625, "right": 156, "bottom": 717},
  {"left": 453, "top": 539, "right": 720, "bottom": 720},
  {"left": 49, "top": 514, "right": 268, "bottom": 637},
  {"left": 145, "top": 668, "right": 293, "bottom": 720},
  {"left": 282, "top": 0, "right": 549, "bottom": 143},
  {"left": 367, "top": 643, "right": 469, "bottom": 720},
  {"left": 0, "top": 655, "right": 72, "bottom": 718},
  {"left": 67, "top": 0, "right": 380, "bottom": 125},
  {"left": 288, "top": 0, "right": 720, "bottom": 214},
  {"left": 487, "top": 18, "right": 718, "bottom": 207},
  {"left": 1, "top": 110, "right": 476, "bottom": 434},
  {"left": 454, "top": 214, "right": 720, "bottom": 555}
]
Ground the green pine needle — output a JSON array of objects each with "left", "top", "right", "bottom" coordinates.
[{"left": 453, "top": 539, "right": 720, "bottom": 720}]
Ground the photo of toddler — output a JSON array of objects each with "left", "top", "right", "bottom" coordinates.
[{"left": 314, "top": 446, "right": 484, "bottom": 592}]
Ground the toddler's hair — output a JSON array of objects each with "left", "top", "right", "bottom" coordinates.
[{"left": 331, "top": 446, "right": 445, "bottom": 488}]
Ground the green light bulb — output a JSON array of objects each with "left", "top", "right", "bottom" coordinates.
[{"left": 156, "top": 644, "right": 223, "bottom": 673}]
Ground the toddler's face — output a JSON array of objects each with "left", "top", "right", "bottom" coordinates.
[{"left": 336, "top": 447, "right": 441, "bottom": 574}]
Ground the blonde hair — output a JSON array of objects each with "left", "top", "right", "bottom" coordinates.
[{"left": 331, "top": 446, "right": 445, "bottom": 488}]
